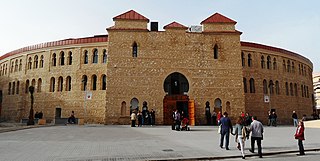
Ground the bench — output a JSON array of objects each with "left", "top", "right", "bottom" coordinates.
[{"left": 53, "top": 118, "right": 84, "bottom": 125}]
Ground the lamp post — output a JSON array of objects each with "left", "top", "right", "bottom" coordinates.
[{"left": 27, "top": 86, "right": 35, "bottom": 125}]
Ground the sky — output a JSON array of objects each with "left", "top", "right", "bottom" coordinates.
[{"left": 0, "top": 0, "right": 319, "bottom": 72}]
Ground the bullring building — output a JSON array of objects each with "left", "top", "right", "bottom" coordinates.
[{"left": 0, "top": 10, "right": 314, "bottom": 125}]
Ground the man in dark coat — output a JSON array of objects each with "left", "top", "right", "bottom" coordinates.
[{"left": 219, "top": 112, "right": 233, "bottom": 150}]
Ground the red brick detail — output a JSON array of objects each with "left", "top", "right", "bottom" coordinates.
[
  {"left": 201, "top": 13, "right": 236, "bottom": 24},
  {"left": 113, "top": 10, "right": 149, "bottom": 22},
  {"left": 163, "top": 22, "right": 188, "bottom": 30},
  {"left": 241, "top": 41, "right": 312, "bottom": 65},
  {"left": 0, "top": 35, "right": 108, "bottom": 60}
]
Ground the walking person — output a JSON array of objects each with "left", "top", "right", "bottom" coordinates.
[
  {"left": 212, "top": 111, "right": 217, "bottom": 125},
  {"left": 130, "top": 110, "right": 137, "bottom": 127},
  {"left": 249, "top": 116, "right": 264, "bottom": 158},
  {"left": 233, "top": 116, "right": 246, "bottom": 159},
  {"left": 219, "top": 112, "right": 233, "bottom": 150},
  {"left": 137, "top": 110, "right": 142, "bottom": 127},
  {"left": 292, "top": 111, "right": 298, "bottom": 127},
  {"left": 294, "top": 120, "right": 305, "bottom": 156},
  {"left": 150, "top": 109, "right": 155, "bottom": 126}
]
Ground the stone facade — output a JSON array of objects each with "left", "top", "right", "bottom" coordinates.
[{"left": 0, "top": 10, "right": 314, "bottom": 125}]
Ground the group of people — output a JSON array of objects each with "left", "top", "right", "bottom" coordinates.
[
  {"left": 219, "top": 112, "right": 263, "bottom": 159},
  {"left": 218, "top": 111, "right": 305, "bottom": 159},
  {"left": 172, "top": 109, "right": 189, "bottom": 131},
  {"left": 130, "top": 109, "right": 155, "bottom": 127},
  {"left": 267, "top": 111, "right": 277, "bottom": 126},
  {"left": 34, "top": 111, "right": 43, "bottom": 119}
]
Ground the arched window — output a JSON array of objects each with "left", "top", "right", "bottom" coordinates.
[
  {"left": 299, "top": 64, "right": 301, "bottom": 75},
  {"left": 92, "top": 49, "right": 98, "bottom": 63},
  {"left": 241, "top": 52, "right": 245, "bottom": 67},
  {"left": 121, "top": 101, "right": 127, "bottom": 116},
  {"left": 102, "top": 49, "right": 107, "bottom": 63},
  {"left": 263, "top": 79, "right": 268, "bottom": 94},
  {"left": 285, "top": 82, "right": 289, "bottom": 96},
  {"left": 275, "top": 81, "right": 280, "bottom": 95},
  {"left": 101, "top": 74, "right": 106, "bottom": 90},
  {"left": 301, "top": 84, "right": 304, "bottom": 97},
  {"left": 66, "top": 76, "right": 71, "bottom": 91},
  {"left": 58, "top": 76, "right": 63, "bottom": 92},
  {"left": 25, "top": 80, "right": 29, "bottom": 93},
  {"left": 303, "top": 66, "right": 306, "bottom": 76},
  {"left": 10, "top": 62, "right": 14, "bottom": 73},
  {"left": 248, "top": 54, "right": 252, "bottom": 67},
  {"left": 130, "top": 98, "right": 139, "bottom": 112},
  {"left": 82, "top": 75, "right": 87, "bottom": 91},
  {"left": 92, "top": 75, "right": 97, "bottom": 90},
  {"left": 261, "top": 56, "right": 265, "bottom": 69},
  {"left": 28, "top": 57, "right": 32, "bottom": 69},
  {"left": 243, "top": 77, "right": 247, "bottom": 93},
  {"left": 52, "top": 53, "right": 57, "bottom": 66},
  {"left": 273, "top": 58, "right": 277, "bottom": 70},
  {"left": 287, "top": 60, "right": 291, "bottom": 72},
  {"left": 14, "top": 60, "right": 18, "bottom": 72},
  {"left": 294, "top": 83, "right": 298, "bottom": 96},
  {"left": 214, "top": 98, "right": 222, "bottom": 108},
  {"left": 50, "top": 77, "right": 55, "bottom": 92},
  {"left": 84, "top": 50, "right": 88, "bottom": 64},
  {"left": 267, "top": 56, "right": 271, "bottom": 69},
  {"left": 306, "top": 86, "right": 309, "bottom": 98},
  {"left": 31, "top": 79, "right": 36, "bottom": 87},
  {"left": 16, "top": 81, "right": 20, "bottom": 94},
  {"left": 12, "top": 82, "right": 15, "bottom": 95},
  {"left": 8, "top": 82, "right": 11, "bottom": 95},
  {"left": 290, "top": 83, "right": 293, "bottom": 96},
  {"left": 213, "top": 44, "right": 219, "bottom": 59},
  {"left": 34, "top": 55, "right": 38, "bottom": 68},
  {"left": 60, "top": 51, "right": 65, "bottom": 66},
  {"left": 68, "top": 51, "right": 72, "bottom": 65},
  {"left": 292, "top": 62, "right": 295, "bottom": 73},
  {"left": 304, "top": 85, "right": 307, "bottom": 97},
  {"left": 249, "top": 78, "right": 255, "bottom": 93},
  {"left": 132, "top": 42, "right": 138, "bottom": 57},
  {"left": 39, "top": 55, "right": 44, "bottom": 68},
  {"left": 283, "top": 60, "right": 286, "bottom": 72},
  {"left": 269, "top": 80, "right": 274, "bottom": 95},
  {"left": 37, "top": 78, "right": 42, "bottom": 93},
  {"left": 19, "top": 59, "right": 22, "bottom": 71}
]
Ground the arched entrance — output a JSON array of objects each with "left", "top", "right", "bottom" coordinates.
[{"left": 163, "top": 72, "right": 194, "bottom": 125}]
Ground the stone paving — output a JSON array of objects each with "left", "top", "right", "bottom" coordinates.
[{"left": 0, "top": 124, "right": 320, "bottom": 161}]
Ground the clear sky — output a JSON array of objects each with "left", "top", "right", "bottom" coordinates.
[{"left": 1, "top": 0, "right": 319, "bottom": 72}]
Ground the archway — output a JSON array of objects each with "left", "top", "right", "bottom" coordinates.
[{"left": 163, "top": 72, "right": 193, "bottom": 125}]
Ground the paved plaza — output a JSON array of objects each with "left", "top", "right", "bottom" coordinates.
[{"left": 0, "top": 124, "right": 320, "bottom": 161}]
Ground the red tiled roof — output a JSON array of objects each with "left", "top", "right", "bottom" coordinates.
[
  {"left": 113, "top": 10, "right": 149, "bottom": 22},
  {"left": 241, "top": 41, "right": 312, "bottom": 66},
  {"left": 0, "top": 35, "right": 108, "bottom": 60},
  {"left": 163, "top": 21, "right": 188, "bottom": 30},
  {"left": 201, "top": 13, "right": 236, "bottom": 24}
]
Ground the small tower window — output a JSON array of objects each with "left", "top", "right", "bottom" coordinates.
[
  {"left": 132, "top": 42, "right": 138, "bottom": 57},
  {"left": 213, "top": 44, "right": 218, "bottom": 59}
]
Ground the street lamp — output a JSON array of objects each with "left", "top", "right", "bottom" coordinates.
[{"left": 27, "top": 86, "right": 35, "bottom": 125}]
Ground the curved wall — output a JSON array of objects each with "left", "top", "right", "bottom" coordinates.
[{"left": 0, "top": 11, "right": 314, "bottom": 125}]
